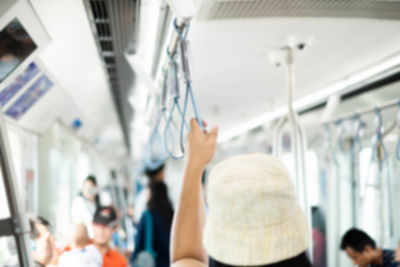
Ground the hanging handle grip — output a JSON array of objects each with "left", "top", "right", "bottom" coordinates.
[
  {"left": 371, "top": 108, "right": 388, "bottom": 162},
  {"left": 396, "top": 101, "right": 400, "bottom": 161}
]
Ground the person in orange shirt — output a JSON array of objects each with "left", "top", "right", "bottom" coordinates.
[{"left": 92, "top": 206, "right": 127, "bottom": 267}]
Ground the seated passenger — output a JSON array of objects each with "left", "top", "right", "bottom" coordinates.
[
  {"left": 92, "top": 206, "right": 128, "bottom": 267},
  {"left": 131, "top": 180, "right": 174, "bottom": 267},
  {"left": 58, "top": 224, "right": 102, "bottom": 267},
  {"left": 340, "top": 228, "right": 397, "bottom": 267},
  {"left": 29, "top": 215, "right": 54, "bottom": 267},
  {"left": 170, "top": 119, "right": 312, "bottom": 267}
]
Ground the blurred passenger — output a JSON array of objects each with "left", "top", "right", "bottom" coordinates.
[
  {"left": 131, "top": 180, "right": 174, "bottom": 267},
  {"left": 395, "top": 241, "right": 400, "bottom": 262},
  {"left": 340, "top": 228, "right": 397, "bottom": 267},
  {"left": 29, "top": 215, "right": 53, "bottom": 267},
  {"left": 48, "top": 236, "right": 63, "bottom": 267},
  {"left": 92, "top": 206, "right": 128, "bottom": 267},
  {"left": 134, "top": 163, "right": 165, "bottom": 224},
  {"left": 170, "top": 119, "right": 312, "bottom": 267},
  {"left": 58, "top": 224, "right": 102, "bottom": 267},
  {"left": 312, "top": 207, "right": 327, "bottom": 267},
  {"left": 72, "top": 175, "right": 100, "bottom": 237}
]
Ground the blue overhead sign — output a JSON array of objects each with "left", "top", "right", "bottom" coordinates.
[
  {"left": 0, "top": 62, "right": 40, "bottom": 107},
  {"left": 5, "top": 74, "right": 53, "bottom": 120}
]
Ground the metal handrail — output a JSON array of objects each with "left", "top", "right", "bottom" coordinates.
[
  {"left": 272, "top": 47, "right": 312, "bottom": 258},
  {"left": 0, "top": 110, "right": 33, "bottom": 266}
]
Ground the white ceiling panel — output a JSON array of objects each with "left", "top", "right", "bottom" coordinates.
[
  {"left": 188, "top": 18, "right": 400, "bottom": 135},
  {"left": 30, "top": 0, "right": 125, "bottom": 155}
]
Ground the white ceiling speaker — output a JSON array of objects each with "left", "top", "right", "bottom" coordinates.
[
  {"left": 286, "top": 35, "right": 314, "bottom": 51},
  {"left": 268, "top": 35, "right": 314, "bottom": 67}
]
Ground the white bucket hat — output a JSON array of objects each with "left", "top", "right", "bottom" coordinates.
[{"left": 203, "top": 153, "right": 309, "bottom": 266}]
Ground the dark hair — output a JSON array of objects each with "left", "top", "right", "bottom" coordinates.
[
  {"left": 340, "top": 228, "right": 376, "bottom": 252},
  {"left": 82, "top": 175, "right": 100, "bottom": 208},
  {"left": 210, "top": 252, "right": 312, "bottom": 267},
  {"left": 29, "top": 215, "right": 50, "bottom": 240},
  {"left": 85, "top": 175, "right": 97, "bottom": 186},
  {"left": 145, "top": 164, "right": 165, "bottom": 181},
  {"left": 147, "top": 181, "right": 174, "bottom": 230}
]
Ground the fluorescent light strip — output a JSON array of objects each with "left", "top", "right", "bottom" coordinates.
[{"left": 218, "top": 53, "right": 400, "bottom": 143}]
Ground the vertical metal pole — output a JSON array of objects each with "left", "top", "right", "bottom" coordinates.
[
  {"left": 0, "top": 114, "right": 33, "bottom": 267},
  {"left": 271, "top": 47, "right": 312, "bottom": 260},
  {"left": 273, "top": 116, "right": 287, "bottom": 157},
  {"left": 283, "top": 47, "right": 313, "bottom": 260},
  {"left": 284, "top": 48, "right": 301, "bottom": 196}
]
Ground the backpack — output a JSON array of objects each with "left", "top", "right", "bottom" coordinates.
[{"left": 132, "top": 211, "right": 156, "bottom": 267}]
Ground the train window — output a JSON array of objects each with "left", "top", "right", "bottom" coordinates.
[{"left": 0, "top": 236, "right": 20, "bottom": 267}]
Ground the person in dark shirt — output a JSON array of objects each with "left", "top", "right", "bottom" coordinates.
[
  {"left": 131, "top": 180, "right": 174, "bottom": 267},
  {"left": 341, "top": 228, "right": 397, "bottom": 267}
]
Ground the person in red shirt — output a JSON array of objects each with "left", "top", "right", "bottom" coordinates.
[{"left": 92, "top": 206, "right": 127, "bottom": 267}]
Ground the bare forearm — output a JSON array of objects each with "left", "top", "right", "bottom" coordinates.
[{"left": 171, "top": 162, "right": 208, "bottom": 264}]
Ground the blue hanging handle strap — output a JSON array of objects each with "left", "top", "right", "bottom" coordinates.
[
  {"left": 396, "top": 100, "right": 400, "bottom": 161},
  {"left": 162, "top": 18, "right": 204, "bottom": 160},
  {"left": 371, "top": 107, "right": 388, "bottom": 163},
  {"left": 351, "top": 114, "right": 363, "bottom": 156},
  {"left": 162, "top": 55, "right": 189, "bottom": 160},
  {"left": 145, "top": 112, "right": 166, "bottom": 169},
  {"left": 335, "top": 119, "right": 346, "bottom": 153},
  {"left": 174, "top": 18, "right": 204, "bottom": 132},
  {"left": 180, "top": 40, "right": 205, "bottom": 128},
  {"left": 323, "top": 123, "right": 338, "bottom": 166},
  {"left": 144, "top": 211, "right": 155, "bottom": 256},
  {"left": 173, "top": 18, "right": 190, "bottom": 41},
  {"left": 178, "top": 39, "right": 205, "bottom": 152},
  {"left": 164, "top": 98, "right": 188, "bottom": 160},
  {"left": 160, "top": 71, "right": 168, "bottom": 113}
]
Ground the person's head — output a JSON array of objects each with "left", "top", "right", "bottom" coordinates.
[
  {"left": 340, "top": 228, "right": 377, "bottom": 267},
  {"left": 68, "top": 224, "right": 89, "bottom": 250},
  {"left": 92, "top": 206, "right": 118, "bottom": 247},
  {"left": 204, "top": 153, "right": 310, "bottom": 266},
  {"left": 29, "top": 215, "right": 53, "bottom": 265},
  {"left": 82, "top": 175, "right": 99, "bottom": 203},
  {"left": 145, "top": 163, "right": 165, "bottom": 182},
  {"left": 148, "top": 181, "right": 174, "bottom": 228}
]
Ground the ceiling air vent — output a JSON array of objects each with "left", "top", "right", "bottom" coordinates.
[
  {"left": 197, "top": 0, "right": 400, "bottom": 20},
  {"left": 84, "top": 0, "right": 140, "bottom": 153}
]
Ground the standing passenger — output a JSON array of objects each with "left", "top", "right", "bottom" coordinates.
[
  {"left": 72, "top": 175, "right": 100, "bottom": 238},
  {"left": 340, "top": 228, "right": 397, "bottom": 267},
  {"left": 170, "top": 119, "right": 312, "bottom": 267},
  {"left": 92, "top": 206, "right": 128, "bottom": 267},
  {"left": 134, "top": 163, "right": 165, "bottom": 224},
  {"left": 131, "top": 180, "right": 174, "bottom": 267}
]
